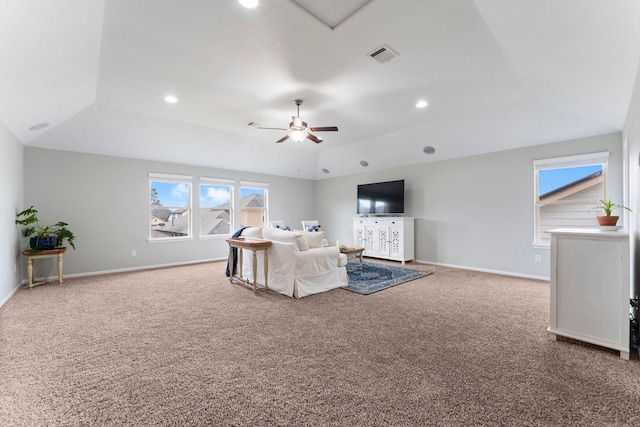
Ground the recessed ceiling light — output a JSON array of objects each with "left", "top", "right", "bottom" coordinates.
[
  {"left": 416, "top": 100, "right": 428, "bottom": 109},
  {"left": 29, "top": 122, "right": 49, "bottom": 131},
  {"left": 423, "top": 146, "right": 435, "bottom": 154},
  {"left": 239, "top": 0, "right": 258, "bottom": 8},
  {"left": 164, "top": 95, "right": 178, "bottom": 104},
  {"left": 360, "top": 160, "right": 369, "bottom": 167}
]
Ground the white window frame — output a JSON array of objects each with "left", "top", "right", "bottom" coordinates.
[
  {"left": 533, "top": 151, "right": 609, "bottom": 247},
  {"left": 199, "top": 177, "right": 234, "bottom": 239},
  {"left": 239, "top": 181, "right": 269, "bottom": 228},
  {"left": 149, "top": 172, "right": 193, "bottom": 242}
]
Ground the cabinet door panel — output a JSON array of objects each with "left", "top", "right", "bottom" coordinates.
[
  {"left": 364, "top": 226, "right": 377, "bottom": 254},
  {"left": 556, "top": 238, "right": 622, "bottom": 343},
  {"left": 377, "top": 226, "right": 390, "bottom": 256},
  {"left": 354, "top": 223, "right": 365, "bottom": 248},
  {"left": 389, "top": 226, "right": 403, "bottom": 258}
]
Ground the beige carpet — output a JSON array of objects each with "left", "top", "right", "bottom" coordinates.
[{"left": 1, "top": 260, "right": 639, "bottom": 426}]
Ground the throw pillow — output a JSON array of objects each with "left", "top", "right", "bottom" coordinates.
[
  {"left": 298, "top": 230, "right": 325, "bottom": 249},
  {"left": 241, "top": 226, "right": 263, "bottom": 239},
  {"left": 304, "top": 225, "right": 318, "bottom": 232},
  {"left": 276, "top": 225, "right": 291, "bottom": 231},
  {"left": 295, "top": 234, "right": 309, "bottom": 251},
  {"left": 262, "top": 227, "right": 308, "bottom": 251}
]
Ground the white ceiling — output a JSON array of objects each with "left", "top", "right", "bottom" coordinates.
[{"left": 2, "top": 0, "right": 640, "bottom": 180}]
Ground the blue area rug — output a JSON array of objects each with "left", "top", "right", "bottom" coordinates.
[{"left": 344, "top": 260, "right": 429, "bottom": 295}]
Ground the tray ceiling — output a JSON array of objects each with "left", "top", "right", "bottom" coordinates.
[{"left": 1, "top": 0, "right": 639, "bottom": 180}]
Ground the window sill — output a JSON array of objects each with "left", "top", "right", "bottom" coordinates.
[
  {"left": 148, "top": 237, "right": 193, "bottom": 243},
  {"left": 199, "top": 235, "right": 231, "bottom": 240},
  {"left": 531, "top": 243, "right": 550, "bottom": 250}
]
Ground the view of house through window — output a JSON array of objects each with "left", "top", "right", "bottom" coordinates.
[
  {"left": 240, "top": 182, "right": 268, "bottom": 227},
  {"left": 149, "top": 174, "right": 192, "bottom": 240},
  {"left": 534, "top": 152, "right": 608, "bottom": 245},
  {"left": 200, "top": 179, "right": 233, "bottom": 237}
]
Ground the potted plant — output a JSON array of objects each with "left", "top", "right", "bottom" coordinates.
[
  {"left": 15, "top": 206, "right": 76, "bottom": 252},
  {"left": 593, "top": 199, "right": 632, "bottom": 226}
]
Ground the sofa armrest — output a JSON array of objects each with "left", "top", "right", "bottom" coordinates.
[
  {"left": 294, "top": 246, "right": 341, "bottom": 271},
  {"left": 267, "top": 240, "right": 298, "bottom": 273}
]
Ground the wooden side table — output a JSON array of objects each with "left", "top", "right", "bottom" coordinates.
[
  {"left": 226, "top": 237, "right": 271, "bottom": 293},
  {"left": 340, "top": 246, "right": 365, "bottom": 266},
  {"left": 20, "top": 247, "right": 67, "bottom": 288}
]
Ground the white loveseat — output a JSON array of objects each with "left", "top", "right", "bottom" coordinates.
[{"left": 238, "top": 226, "right": 348, "bottom": 298}]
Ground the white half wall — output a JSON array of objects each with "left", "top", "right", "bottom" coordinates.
[
  {"left": 316, "top": 132, "right": 623, "bottom": 278},
  {"left": 0, "top": 120, "right": 24, "bottom": 307}
]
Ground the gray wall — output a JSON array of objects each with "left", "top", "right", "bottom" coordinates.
[
  {"left": 316, "top": 132, "right": 624, "bottom": 279},
  {"left": 22, "top": 147, "right": 316, "bottom": 278},
  {"left": 6, "top": 130, "right": 626, "bottom": 299},
  {"left": 0, "top": 121, "right": 24, "bottom": 306}
]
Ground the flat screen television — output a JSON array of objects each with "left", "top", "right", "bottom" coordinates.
[{"left": 357, "top": 179, "right": 405, "bottom": 215}]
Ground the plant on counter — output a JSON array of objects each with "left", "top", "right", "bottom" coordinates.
[
  {"left": 15, "top": 206, "right": 76, "bottom": 252},
  {"left": 592, "top": 199, "right": 632, "bottom": 226}
]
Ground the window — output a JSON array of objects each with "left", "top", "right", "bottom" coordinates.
[
  {"left": 239, "top": 181, "right": 268, "bottom": 227},
  {"left": 533, "top": 152, "right": 608, "bottom": 245},
  {"left": 149, "top": 173, "right": 192, "bottom": 240},
  {"left": 200, "top": 178, "right": 233, "bottom": 237}
]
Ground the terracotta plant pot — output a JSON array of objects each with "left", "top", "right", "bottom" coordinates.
[{"left": 596, "top": 216, "right": 619, "bottom": 226}]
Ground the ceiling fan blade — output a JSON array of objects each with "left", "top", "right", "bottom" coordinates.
[
  {"left": 276, "top": 135, "right": 290, "bottom": 143},
  {"left": 306, "top": 133, "right": 322, "bottom": 144},
  {"left": 258, "top": 127, "right": 288, "bottom": 130},
  {"left": 292, "top": 116, "right": 303, "bottom": 128},
  {"left": 309, "top": 126, "right": 338, "bottom": 132}
]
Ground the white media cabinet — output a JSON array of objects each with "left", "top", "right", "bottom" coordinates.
[
  {"left": 353, "top": 217, "right": 414, "bottom": 264},
  {"left": 548, "top": 228, "right": 631, "bottom": 360}
]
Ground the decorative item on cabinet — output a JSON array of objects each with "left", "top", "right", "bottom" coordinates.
[{"left": 591, "top": 199, "right": 631, "bottom": 227}]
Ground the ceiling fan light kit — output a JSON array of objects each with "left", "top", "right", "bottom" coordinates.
[
  {"left": 289, "top": 129, "right": 307, "bottom": 142},
  {"left": 259, "top": 99, "right": 338, "bottom": 144}
]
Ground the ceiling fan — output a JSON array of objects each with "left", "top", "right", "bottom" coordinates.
[{"left": 258, "top": 99, "right": 338, "bottom": 143}]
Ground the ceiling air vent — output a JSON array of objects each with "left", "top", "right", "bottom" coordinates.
[{"left": 367, "top": 44, "right": 399, "bottom": 64}]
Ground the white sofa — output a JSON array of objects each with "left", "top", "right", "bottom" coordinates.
[{"left": 238, "top": 226, "right": 348, "bottom": 298}]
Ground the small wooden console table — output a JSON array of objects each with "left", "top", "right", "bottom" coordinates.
[
  {"left": 226, "top": 237, "right": 271, "bottom": 293},
  {"left": 21, "top": 247, "right": 67, "bottom": 288}
]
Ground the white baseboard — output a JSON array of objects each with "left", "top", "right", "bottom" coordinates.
[
  {"left": 413, "top": 259, "right": 550, "bottom": 281},
  {"left": 59, "top": 257, "right": 228, "bottom": 280},
  {"left": 3, "top": 258, "right": 228, "bottom": 308},
  {"left": 0, "top": 283, "right": 21, "bottom": 308},
  {"left": 5, "top": 257, "right": 547, "bottom": 308}
]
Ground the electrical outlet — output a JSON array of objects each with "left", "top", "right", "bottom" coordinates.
[
  {"left": 131, "top": 250, "right": 137, "bottom": 257},
  {"left": 535, "top": 254, "right": 542, "bottom": 263}
]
